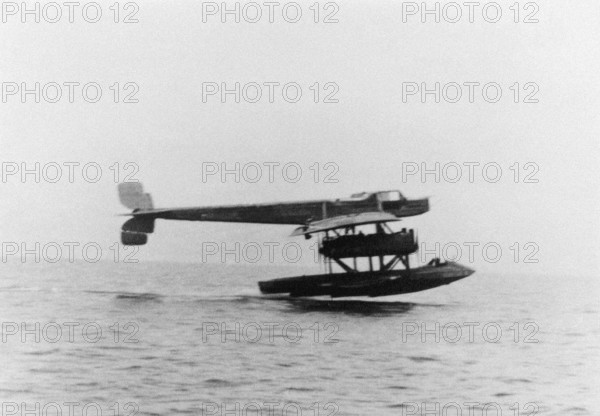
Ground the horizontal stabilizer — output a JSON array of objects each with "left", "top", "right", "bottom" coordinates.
[
  {"left": 122, "top": 217, "right": 155, "bottom": 233},
  {"left": 121, "top": 231, "right": 148, "bottom": 246},
  {"left": 118, "top": 182, "right": 153, "bottom": 211}
]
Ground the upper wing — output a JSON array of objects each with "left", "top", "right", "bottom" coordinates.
[{"left": 290, "top": 212, "right": 400, "bottom": 236}]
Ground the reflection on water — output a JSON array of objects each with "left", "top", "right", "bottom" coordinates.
[
  {"left": 274, "top": 297, "right": 419, "bottom": 316},
  {"left": 0, "top": 261, "right": 598, "bottom": 416}
]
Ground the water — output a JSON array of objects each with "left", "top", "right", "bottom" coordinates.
[{"left": 0, "top": 261, "right": 598, "bottom": 415}]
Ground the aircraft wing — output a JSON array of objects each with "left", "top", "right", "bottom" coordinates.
[{"left": 290, "top": 212, "right": 400, "bottom": 236}]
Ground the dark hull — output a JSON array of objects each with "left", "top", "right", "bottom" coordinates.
[{"left": 258, "top": 262, "right": 474, "bottom": 298}]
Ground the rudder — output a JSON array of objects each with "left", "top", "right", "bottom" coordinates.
[{"left": 118, "top": 182, "right": 153, "bottom": 211}]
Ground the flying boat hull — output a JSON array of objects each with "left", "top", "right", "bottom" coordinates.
[{"left": 258, "top": 262, "right": 474, "bottom": 298}]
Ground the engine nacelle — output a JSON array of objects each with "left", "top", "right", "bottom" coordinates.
[{"left": 319, "top": 230, "right": 417, "bottom": 259}]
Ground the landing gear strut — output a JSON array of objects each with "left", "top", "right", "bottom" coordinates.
[{"left": 321, "top": 222, "right": 413, "bottom": 274}]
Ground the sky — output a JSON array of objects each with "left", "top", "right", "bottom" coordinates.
[{"left": 1, "top": 0, "right": 599, "bottom": 276}]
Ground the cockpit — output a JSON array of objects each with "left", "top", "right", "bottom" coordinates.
[
  {"left": 376, "top": 191, "right": 405, "bottom": 202},
  {"left": 346, "top": 191, "right": 405, "bottom": 201},
  {"left": 343, "top": 192, "right": 372, "bottom": 201},
  {"left": 340, "top": 191, "right": 405, "bottom": 204}
]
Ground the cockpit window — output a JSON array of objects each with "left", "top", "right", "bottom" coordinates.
[
  {"left": 348, "top": 192, "right": 370, "bottom": 200},
  {"left": 378, "top": 191, "right": 403, "bottom": 201}
]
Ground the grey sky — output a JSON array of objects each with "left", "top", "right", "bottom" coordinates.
[{"left": 1, "top": 1, "right": 599, "bottom": 275}]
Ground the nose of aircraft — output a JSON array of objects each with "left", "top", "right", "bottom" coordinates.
[
  {"left": 405, "top": 197, "right": 430, "bottom": 215},
  {"left": 460, "top": 264, "right": 475, "bottom": 278},
  {"left": 418, "top": 197, "right": 429, "bottom": 212},
  {"left": 450, "top": 262, "right": 476, "bottom": 281}
]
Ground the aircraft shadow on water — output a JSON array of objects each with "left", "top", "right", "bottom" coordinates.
[{"left": 264, "top": 296, "right": 424, "bottom": 316}]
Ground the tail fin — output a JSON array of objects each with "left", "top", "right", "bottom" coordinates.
[
  {"left": 118, "top": 182, "right": 154, "bottom": 245},
  {"left": 118, "top": 182, "right": 153, "bottom": 211}
]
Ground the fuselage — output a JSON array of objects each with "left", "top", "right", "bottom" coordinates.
[{"left": 133, "top": 192, "right": 429, "bottom": 225}]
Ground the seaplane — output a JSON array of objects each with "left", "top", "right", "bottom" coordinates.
[{"left": 117, "top": 183, "right": 474, "bottom": 298}]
